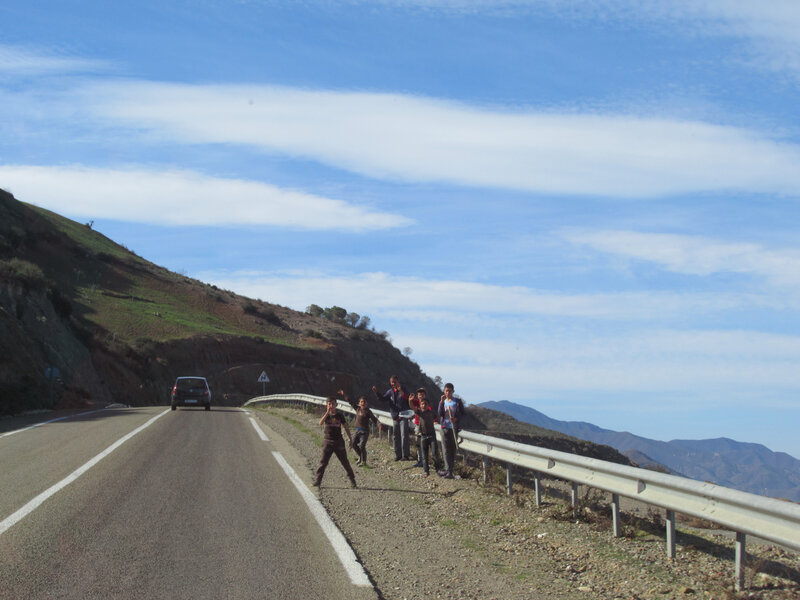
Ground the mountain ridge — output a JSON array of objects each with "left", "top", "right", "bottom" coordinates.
[{"left": 479, "top": 399, "right": 800, "bottom": 501}]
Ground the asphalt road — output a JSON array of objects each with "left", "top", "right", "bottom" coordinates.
[{"left": 0, "top": 406, "right": 377, "bottom": 600}]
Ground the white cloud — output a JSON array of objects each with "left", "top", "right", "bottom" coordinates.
[
  {"left": 82, "top": 81, "right": 800, "bottom": 198},
  {"left": 406, "top": 329, "right": 800, "bottom": 399},
  {"left": 563, "top": 229, "right": 800, "bottom": 287},
  {"left": 400, "top": 330, "right": 800, "bottom": 365},
  {"left": 0, "top": 44, "right": 109, "bottom": 76},
  {"left": 0, "top": 165, "right": 412, "bottom": 231},
  {"left": 198, "top": 269, "right": 796, "bottom": 320}
]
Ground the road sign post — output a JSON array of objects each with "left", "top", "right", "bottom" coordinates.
[{"left": 257, "top": 371, "right": 270, "bottom": 396}]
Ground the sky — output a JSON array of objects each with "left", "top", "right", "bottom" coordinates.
[{"left": 2, "top": 1, "right": 800, "bottom": 458}]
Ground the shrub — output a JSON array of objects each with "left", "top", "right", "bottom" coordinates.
[{"left": 0, "top": 258, "right": 48, "bottom": 290}]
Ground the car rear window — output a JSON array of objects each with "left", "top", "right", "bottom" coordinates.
[{"left": 176, "top": 378, "right": 207, "bottom": 391}]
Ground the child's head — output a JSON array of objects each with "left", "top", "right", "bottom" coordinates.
[
  {"left": 416, "top": 387, "right": 428, "bottom": 406},
  {"left": 389, "top": 375, "right": 400, "bottom": 388},
  {"left": 358, "top": 395, "right": 368, "bottom": 409},
  {"left": 326, "top": 397, "right": 338, "bottom": 410},
  {"left": 444, "top": 383, "right": 454, "bottom": 396}
]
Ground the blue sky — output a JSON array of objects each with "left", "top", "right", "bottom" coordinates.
[{"left": 2, "top": 1, "right": 800, "bottom": 457}]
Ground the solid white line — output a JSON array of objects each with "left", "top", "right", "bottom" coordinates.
[
  {"left": 249, "top": 417, "right": 269, "bottom": 441},
  {"left": 0, "top": 408, "right": 110, "bottom": 440},
  {"left": 0, "top": 409, "right": 170, "bottom": 536},
  {"left": 270, "top": 451, "right": 372, "bottom": 588}
]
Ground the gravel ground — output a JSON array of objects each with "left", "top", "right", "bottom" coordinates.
[{"left": 250, "top": 405, "right": 800, "bottom": 600}]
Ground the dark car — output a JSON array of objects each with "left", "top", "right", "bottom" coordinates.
[{"left": 171, "top": 376, "right": 212, "bottom": 411}]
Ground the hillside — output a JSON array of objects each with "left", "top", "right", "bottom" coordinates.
[
  {"left": 0, "top": 191, "right": 642, "bottom": 468},
  {"left": 0, "top": 189, "right": 438, "bottom": 413},
  {"left": 481, "top": 399, "right": 800, "bottom": 502}
]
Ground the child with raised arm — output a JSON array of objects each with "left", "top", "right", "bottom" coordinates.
[
  {"left": 312, "top": 396, "right": 357, "bottom": 488},
  {"left": 338, "top": 389, "right": 382, "bottom": 466}
]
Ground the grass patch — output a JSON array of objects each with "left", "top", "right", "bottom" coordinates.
[
  {"left": 278, "top": 413, "right": 322, "bottom": 446},
  {"left": 491, "top": 562, "right": 512, "bottom": 574},
  {"left": 441, "top": 518, "right": 460, "bottom": 529},
  {"left": 462, "top": 537, "right": 482, "bottom": 551},
  {"left": 30, "top": 204, "right": 148, "bottom": 264}
]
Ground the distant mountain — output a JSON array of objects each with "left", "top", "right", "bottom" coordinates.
[{"left": 479, "top": 400, "right": 800, "bottom": 502}]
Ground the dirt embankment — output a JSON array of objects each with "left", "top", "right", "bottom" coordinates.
[{"left": 251, "top": 404, "right": 800, "bottom": 600}]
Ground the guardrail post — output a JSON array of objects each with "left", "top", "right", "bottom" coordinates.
[
  {"left": 666, "top": 510, "right": 676, "bottom": 559},
  {"left": 571, "top": 482, "right": 579, "bottom": 519},
  {"left": 482, "top": 456, "right": 489, "bottom": 485},
  {"left": 506, "top": 465, "right": 513, "bottom": 495},
  {"left": 735, "top": 532, "right": 746, "bottom": 591},
  {"left": 611, "top": 494, "right": 621, "bottom": 538},
  {"left": 534, "top": 472, "right": 542, "bottom": 507}
]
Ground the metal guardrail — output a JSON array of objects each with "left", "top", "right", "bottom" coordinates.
[{"left": 244, "top": 393, "right": 800, "bottom": 591}]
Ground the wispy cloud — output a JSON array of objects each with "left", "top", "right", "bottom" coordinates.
[
  {"left": 401, "top": 329, "right": 800, "bottom": 398},
  {"left": 80, "top": 81, "right": 800, "bottom": 198},
  {"left": 563, "top": 229, "right": 800, "bottom": 287},
  {"left": 0, "top": 165, "right": 411, "bottom": 231},
  {"left": 0, "top": 44, "right": 110, "bottom": 76},
  {"left": 375, "top": 1, "right": 800, "bottom": 79},
  {"left": 198, "top": 270, "right": 797, "bottom": 320}
]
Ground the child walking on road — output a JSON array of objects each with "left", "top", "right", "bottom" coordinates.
[{"left": 312, "top": 397, "right": 357, "bottom": 488}]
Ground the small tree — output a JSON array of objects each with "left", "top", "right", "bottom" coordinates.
[
  {"left": 402, "top": 346, "right": 413, "bottom": 357},
  {"left": 345, "top": 312, "right": 360, "bottom": 327},
  {"left": 306, "top": 304, "right": 324, "bottom": 317},
  {"left": 357, "top": 315, "right": 371, "bottom": 329},
  {"left": 433, "top": 375, "right": 443, "bottom": 388},
  {"left": 324, "top": 305, "right": 347, "bottom": 323}
]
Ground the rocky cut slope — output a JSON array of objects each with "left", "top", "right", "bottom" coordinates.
[{"left": 0, "top": 189, "right": 439, "bottom": 414}]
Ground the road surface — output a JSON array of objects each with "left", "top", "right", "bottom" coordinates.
[{"left": 0, "top": 406, "right": 377, "bottom": 599}]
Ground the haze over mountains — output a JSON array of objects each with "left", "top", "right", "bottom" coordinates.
[{"left": 479, "top": 400, "right": 800, "bottom": 502}]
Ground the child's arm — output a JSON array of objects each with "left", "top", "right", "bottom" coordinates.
[
  {"left": 368, "top": 409, "right": 381, "bottom": 429},
  {"left": 341, "top": 417, "right": 354, "bottom": 448},
  {"left": 319, "top": 403, "right": 333, "bottom": 426},
  {"left": 337, "top": 389, "right": 357, "bottom": 410}
]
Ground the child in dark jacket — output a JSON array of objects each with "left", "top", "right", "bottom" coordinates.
[
  {"left": 437, "top": 382, "right": 464, "bottom": 479},
  {"left": 410, "top": 388, "right": 441, "bottom": 476},
  {"left": 312, "top": 397, "right": 357, "bottom": 488},
  {"left": 338, "top": 390, "right": 381, "bottom": 466}
]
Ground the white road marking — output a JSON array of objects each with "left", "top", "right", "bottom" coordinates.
[
  {"left": 249, "top": 417, "right": 269, "bottom": 441},
  {"left": 0, "top": 408, "right": 110, "bottom": 439},
  {"left": 270, "top": 451, "right": 372, "bottom": 588},
  {"left": 0, "top": 409, "right": 170, "bottom": 536}
]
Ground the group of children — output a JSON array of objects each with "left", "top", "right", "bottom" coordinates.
[{"left": 310, "top": 376, "right": 465, "bottom": 488}]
